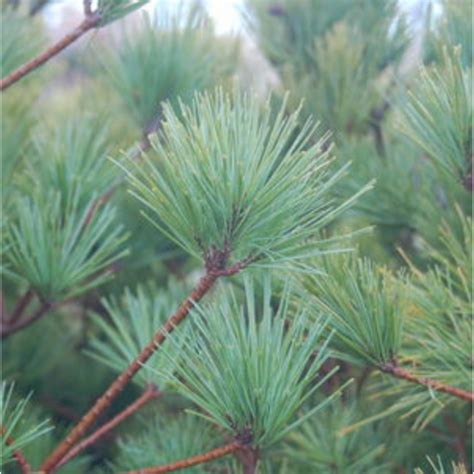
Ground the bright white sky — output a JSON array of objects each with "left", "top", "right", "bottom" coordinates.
[{"left": 44, "top": 0, "right": 433, "bottom": 35}]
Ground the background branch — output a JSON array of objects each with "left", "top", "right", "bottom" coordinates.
[
  {"left": 57, "top": 385, "right": 161, "bottom": 469},
  {"left": 1, "top": 300, "right": 52, "bottom": 339},
  {"left": 122, "top": 441, "right": 242, "bottom": 474},
  {"left": 41, "top": 270, "right": 221, "bottom": 472},
  {"left": 381, "top": 362, "right": 474, "bottom": 402},
  {"left": 83, "top": 0, "right": 93, "bottom": 16},
  {"left": 8, "top": 288, "right": 34, "bottom": 325},
  {"left": 0, "top": 13, "right": 100, "bottom": 90}
]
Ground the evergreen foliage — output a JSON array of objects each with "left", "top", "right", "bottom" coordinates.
[
  {"left": 0, "top": 0, "right": 472, "bottom": 472},
  {"left": 7, "top": 191, "right": 127, "bottom": 300},
  {"left": 415, "top": 457, "right": 468, "bottom": 474},
  {"left": 88, "top": 281, "right": 190, "bottom": 388},
  {"left": 424, "top": 0, "right": 472, "bottom": 67},
  {"left": 245, "top": 0, "right": 408, "bottom": 134},
  {"left": 113, "top": 414, "right": 222, "bottom": 472},
  {"left": 398, "top": 48, "right": 472, "bottom": 188},
  {"left": 1, "top": 89, "right": 36, "bottom": 207},
  {"left": 157, "top": 277, "right": 346, "bottom": 451},
  {"left": 0, "top": 383, "right": 52, "bottom": 468},
  {"left": 0, "top": 7, "right": 44, "bottom": 77},
  {"left": 104, "top": 5, "right": 236, "bottom": 134},
  {"left": 121, "top": 89, "right": 368, "bottom": 270},
  {"left": 96, "top": 0, "right": 149, "bottom": 26},
  {"left": 284, "top": 400, "right": 390, "bottom": 473},
  {"left": 29, "top": 115, "right": 117, "bottom": 209},
  {"left": 303, "top": 254, "right": 406, "bottom": 367}
]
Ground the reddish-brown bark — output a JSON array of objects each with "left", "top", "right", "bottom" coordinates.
[
  {"left": 0, "top": 14, "right": 100, "bottom": 91},
  {"left": 57, "top": 385, "right": 160, "bottom": 468},
  {"left": 8, "top": 288, "right": 34, "bottom": 324},
  {"left": 41, "top": 272, "right": 218, "bottom": 472},
  {"left": 1, "top": 300, "right": 52, "bottom": 339},
  {"left": 381, "top": 362, "right": 474, "bottom": 402},
  {"left": 122, "top": 442, "right": 242, "bottom": 474}
]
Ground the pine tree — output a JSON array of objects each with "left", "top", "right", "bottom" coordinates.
[{"left": 1, "top": 1, "right": 472, "bottom": 473}]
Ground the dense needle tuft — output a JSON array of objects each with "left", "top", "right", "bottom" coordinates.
[
  {"left": 155, "top": 276, "right": 347, "bottom": 449},
  {"left": 120, "top": 89, "right": 368, "bottom": 272}
]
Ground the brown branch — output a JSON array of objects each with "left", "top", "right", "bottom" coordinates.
[
  {"left": 462, "top": 156, "right": 473, "bottom": 192},
  {"left": 0, "top": 13, "right": 100, "bottom": 91},
  {"left": 381, "top": 361, "right": 474, "bottom": 402},
  {"left": 57, "top": 385, "right": 161, "bottom": 469},
  {"left": 84, "top": 187, "right": 117, "bottom": 227},
  {"left": 83, "top": 0, "right": 93, "bottom": 16},
  {"left": 1, "top": 300, "right": 52, "bottom": 339},
  {"left": 236, "top": 446, "right": 259, "bottom": 474},
  {"left": 1, "top": 291, "right": 97, "bottom": 340},
  {"left": 8, "top": 288, "right": 34, "bottom": 325},
  {"left": 209, "top": 256, "right": 256, "bottom": 277},
  {"left": 1, "top": 263, "right": 123, "bottom": 340},
  {"left": 1, "top": 427, "right": 32, "bottom": 474},
  {"left": 369, "top": 100, "right": 390, "bottom": 158},
  {"left": 41, "top": 271, "right": 220, "bottom": 473},
  {"left": 121, "top": 442, "right": 242, "bottom": 474},
  {"left": 462, "top": 172, "right": 473, "bottom": 192}
]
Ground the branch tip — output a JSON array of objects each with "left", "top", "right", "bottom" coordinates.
[{"left": 381, "top": 361, "right": 474, "bottom": 402}]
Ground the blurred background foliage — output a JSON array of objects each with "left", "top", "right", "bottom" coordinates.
[{"left": 1, "top": 0, "right": 472, "bottom": 472}]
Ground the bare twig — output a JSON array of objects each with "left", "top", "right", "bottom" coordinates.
[
  {"left": 236, "top": 446, "right": 259, "bottom": 474},
  {"left": 1, "top": 300, "right": 52, "bottom": 339},
  {"left": 381, "top": 361, "right": 474, "bottom": 402},
  {"left": 369, "top": 100, "right": 390, "bottom": 158},
  {"left": 41, "top": 271, "right": 220, "bottom": 472},
  {"left": 83, "top": 187, "right": 116, "bottom": 227},
  {"left": 83, "top": 0, "right": 93, "bottom": 16},
  {"left": 8, "top": 288, "right": 34, "bottom": 325},
  {"left": 0, "top": 13, "right": 100, "bottom": 91},
  {"left": 121, "top": 442, "right": 242, "bottom": 474},
  {"left": 208, "top": 256, "right": 256, "bottom": 277},
  {"left": 57, "top": 385, "right": 161, "bottom": 468},
  {"left": 41, "top": 246, "right": 254, "bottom": 472},
  {"left": 1, "top": 270, "right": 120, "bottom": 339},
  {"left": 462, "top": 157, "right": 472, "bottom": 192}
]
